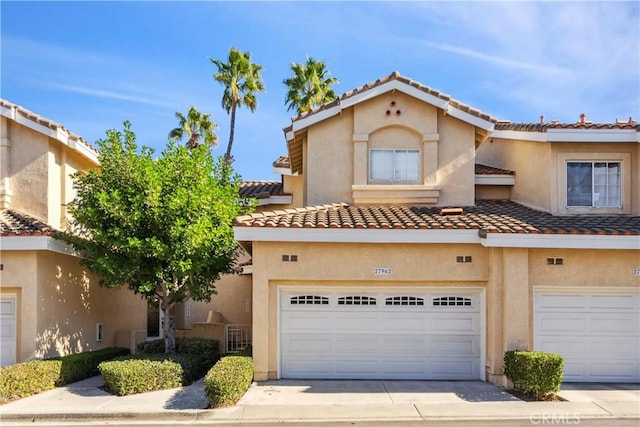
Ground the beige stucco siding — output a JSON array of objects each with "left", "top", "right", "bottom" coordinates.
[
  {"left": 35, "top": 251, "right": 146, "bottom": 359},
  {"left": 436, "top": 112, "right": 476, "bottom": 206},
  {"left": 0, "top": 251, "right": 38, "bottom": 362},
  {"left": 306, "top": 109, "right": 354, "bottom": 205},
  {"left": 6, "top": 120, "right": 49, "bottom": 221},
  {"left": 476, "top": 138, "right": 552, "bottom": 211},
  {"left": 529, "top": 249, "right": 640, "bottom": 287}
]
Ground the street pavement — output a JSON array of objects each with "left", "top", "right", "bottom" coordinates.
[{"left": 0, "top": 376, "right": 638, "bottom": 424}]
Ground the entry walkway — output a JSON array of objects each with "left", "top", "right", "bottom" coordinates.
[{"left": 0, "top": 376, "right": 637, "bottom": 424}]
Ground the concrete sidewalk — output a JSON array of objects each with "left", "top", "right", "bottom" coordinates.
[{"left": 0, "top": 376, "right": 638, "bottom": 424}]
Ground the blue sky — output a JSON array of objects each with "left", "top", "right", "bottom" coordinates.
[{"left": 2, "top": 1, "right": 638, "bottom": 180}]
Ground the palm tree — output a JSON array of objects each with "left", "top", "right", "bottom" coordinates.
[
  {"left": 168, "top": 106, "right": 217, "bottom": 150},
  {"left": 210, "top": 47, "right": 264, "bottom": 163},
  {"left": 283, "top": 57, "right": 339, "bottom": 114}
]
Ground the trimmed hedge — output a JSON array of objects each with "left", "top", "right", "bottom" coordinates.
[
  {"left": 504, "top": 350, "right": 564, "bottom": 399},
  {"left": 204, "top": 355, "right": 253, "bottom": 408},
  {"left": 0, "top": 347, "right": 130, "bottom": 404},
  {"left": 99, "top": 353, "right": 212, "bottom": 396},
  {"left": 52, "top": 347, "right": 130, "bottom": 385},
  {"left": 137, "top": 338, "right": 220, "bottom": 366}
]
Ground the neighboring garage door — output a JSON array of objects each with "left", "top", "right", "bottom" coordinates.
[
  {"left": 0, "top": 295, "right": 17, "bottom": 367},
  {"left": 280, "top": 289, "right": 483, "bottom": 380},
  {"left": 535, "top": 291, "right": 640, "bottom": 382}
]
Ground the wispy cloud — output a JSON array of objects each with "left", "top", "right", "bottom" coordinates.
[
  {"left": 47, "top": 83, "right": 176, "bottom": 109},
  {"left": 424, "top": 42, "right": 571, "bottom": 76}
]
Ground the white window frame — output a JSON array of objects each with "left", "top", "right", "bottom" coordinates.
[
  {"left": 369, "top": 149, "right": 420, "bottom": 182},
  {"left": 566, "top": 161, "right": 622, "bottom": 208}
]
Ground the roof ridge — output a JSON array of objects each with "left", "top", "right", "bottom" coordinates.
[{"left": 0, "top": 98, "right": 100, "bottom": 156}]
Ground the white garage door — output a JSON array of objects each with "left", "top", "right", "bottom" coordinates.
[
  {"left": 0, "top": 295, "right": 17, "bottom": 367},
  {"left": 280, "top": 289, "right": 483, "bottom": 380},
  {"left": 535, "top": 291, "right": 640, "bottom": 382}
]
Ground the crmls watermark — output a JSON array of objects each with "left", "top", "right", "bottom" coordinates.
[{"left": 530, "top": 413, "right": 581, "bottom": 424}]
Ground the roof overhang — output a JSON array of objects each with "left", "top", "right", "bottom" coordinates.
[
  {"left": 234, "top": 227, "right": 638, "bottom": 250},
  {"left": 0, "top": 236, "right": 80, "bottom": 256},
  {"left": 474, "top": 175, "right": 515, "bottom": 186},
  {"left": 287, "top": 79, "right": 495, "bottom": 140},
  {"left": 492, "top": 128, "right": 640, "bottom": 143},
  {"left": 255, "top": 195, "right": 293, "bottom": 206},
  {"left": 1, "top": 104, "right": 99, "bottom": 164}
]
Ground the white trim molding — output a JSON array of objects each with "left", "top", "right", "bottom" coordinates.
[
  {"left": 492, "top": 128, "right": 639, "bottom": 143},
  {"left": 0, "top": 236, "right": 80, "bottom": 256},
  {"left": 474, "top": 175, "right": 515, "bottom": 186},
  {"left": 480, "top": 233, "right": 640, "bottom": 250},
  {"left": 256, "top": 195, "right": 293, "bottom": 206}
]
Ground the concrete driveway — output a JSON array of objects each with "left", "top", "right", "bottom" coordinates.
[
  {"left": 237, "top": 380, "right": 521, "bottom": 405},
  {"left": 556, "top": 383, "right": 640, "bottom": 418}
]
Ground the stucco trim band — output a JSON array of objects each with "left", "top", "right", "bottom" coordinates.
[{"left": 0, "top": 236, "right": 79, "bottom": 256}]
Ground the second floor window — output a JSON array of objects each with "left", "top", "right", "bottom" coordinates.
[
  {"left": 370, "top": 149, "right": 420, "bottom": 182},
  {"left": 567, "top": 161, "right": 621, "bottom": 208}
]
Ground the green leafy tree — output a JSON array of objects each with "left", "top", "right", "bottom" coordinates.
[
  {"left": 168, "top": 106, "right": 217, "bottom": 149},
  {"left": 283, "top": 57, "right": 339, "bottom": 114},
  {"left": 210, "top": 47, "right": 265, "bottom": 162},
  {"left": 63, "top": 122, "right": 247, "bottom": 353}
]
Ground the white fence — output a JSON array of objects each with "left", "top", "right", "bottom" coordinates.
[{"left": 225, "top": 324, "right": 252, "bottom": 353}]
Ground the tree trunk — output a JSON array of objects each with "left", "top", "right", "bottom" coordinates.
[
  {"left": 161, "top": 294, "right": 176, "bottom": 353},
  {"left": 225, "top": 101, "right": 237, "bottom": 164}
]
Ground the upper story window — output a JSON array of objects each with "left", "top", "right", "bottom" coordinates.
[
  {"left": 567, "top": 162, "right": 621, "bottom": 208},
  {"left": 369, "top": 149, "right": 420, "bottom": 182}
]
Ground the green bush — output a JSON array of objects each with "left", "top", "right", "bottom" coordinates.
[
  {"left": 204, "top": 355, "right": 253, "bottom": 408},
  {"left": 0, "top": 360, "right": 61, "bottom": 404},
  {"left": 100, "top": 358, "right": 183, "bottom": 396},
  {"left": 504, "top": 350, "right": 564, "bottom": 399},
  {"left": 52, "top": 347, "right": 130, "bottom": 385},
  {"left": 0, "top": 347, "right": 130, "bottom": 404},
  {"left": 137, "top": 338, "right": 220, "bottom": 366},
  {"left": 99, "top": 353, "right": 209, "bottom": 396}
]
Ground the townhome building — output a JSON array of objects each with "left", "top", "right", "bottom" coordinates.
[{"left": 233, "top": 72, "right": 640, "bottom": 386}]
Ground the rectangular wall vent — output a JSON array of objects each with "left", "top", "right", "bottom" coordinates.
[
  {"left": 546, "top": 257, "right": 564, "bottom": 265},
  {"left": 456, "top": 256, "right": 473, "bottom": 263}
]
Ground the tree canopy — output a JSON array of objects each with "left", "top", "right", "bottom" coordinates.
[
  {"left": 168, "top": 106, "right": 217, "bottom": 149},
  {"left": 210, "top": 47, "right": 265, "bottom": 162},
  {"left": 64, "top": 122, "right": 247, "bottom": 352},
  {"left": 283, "top": 57, "right": 339, "bottom": 114}
]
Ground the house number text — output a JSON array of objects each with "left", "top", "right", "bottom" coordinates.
[{"left": 374, "top": 267, "right": 392, "bottom": 276}]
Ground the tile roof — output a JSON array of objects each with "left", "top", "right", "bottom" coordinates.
[
  {"left": 475, "top": 164, "right": 515, "bottom": 176},
  {"left": 234, "top": 200, "right": 640, "bottom": 236},
  {"left": 0, "top": 99, "right": 100, "bottom": 156},
  {"left": 284, "top": 71, "right": 498, "bottom": 131},
  {"left": 495, "top": 119, "right": 640, "bottom": 132},
  {"left": 0, "top": 210, "right": 59, "bottom": 237},
  {"left": 272, "top": 155, "right": 291, "bottom": 169},
  {"left": 239, "top": 181, "right": 286, "bottom": 199}
]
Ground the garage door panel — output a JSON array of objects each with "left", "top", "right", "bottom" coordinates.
[
  {"left": 285, "top": 335, "right": 330, "bottom": 353},
  {"left": 538, "top": 315, "right": 585, "bottom": 333},
  {"left": 430, "top": 336, "right": 479, "bottom": 355},
  {"left": 589, "top": 294, "right": 638, "bottom": 309},
  {"left": 589, "top": 314, "right": 639, "bottom": 334},
  {"left": 335, "top": 335, "right": 378, "bottom": 353},
  {"left": 0, "top": 296, "right": 17, "bottom": 367},
  {"left": 431, "top": 315, "right": 477, "bottom": 333},
  {"left": 535, "top": 291, "right": 639, "bottom": 383},
  {"left": 281, "top": 289, "right": 483, "bottom": 380}
]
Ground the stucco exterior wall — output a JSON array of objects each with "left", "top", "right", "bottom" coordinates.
[
  {"left": 0, "top": 251, "right": 38, "bottom": 362},
  {"left": 436, "top": 112, "right": 476, "bottom": 206},
  {"left": 6, "top": 120, "right": 49, "bottom": 221},
  {"left": 306, "top": 109, "right": 354, "bottom": 205},
  {"left": 476, "top": 138, "right": 552, "bottom": 212},
  {"left": 35, "top": 251, "right": 146, "bottom": 359}
]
